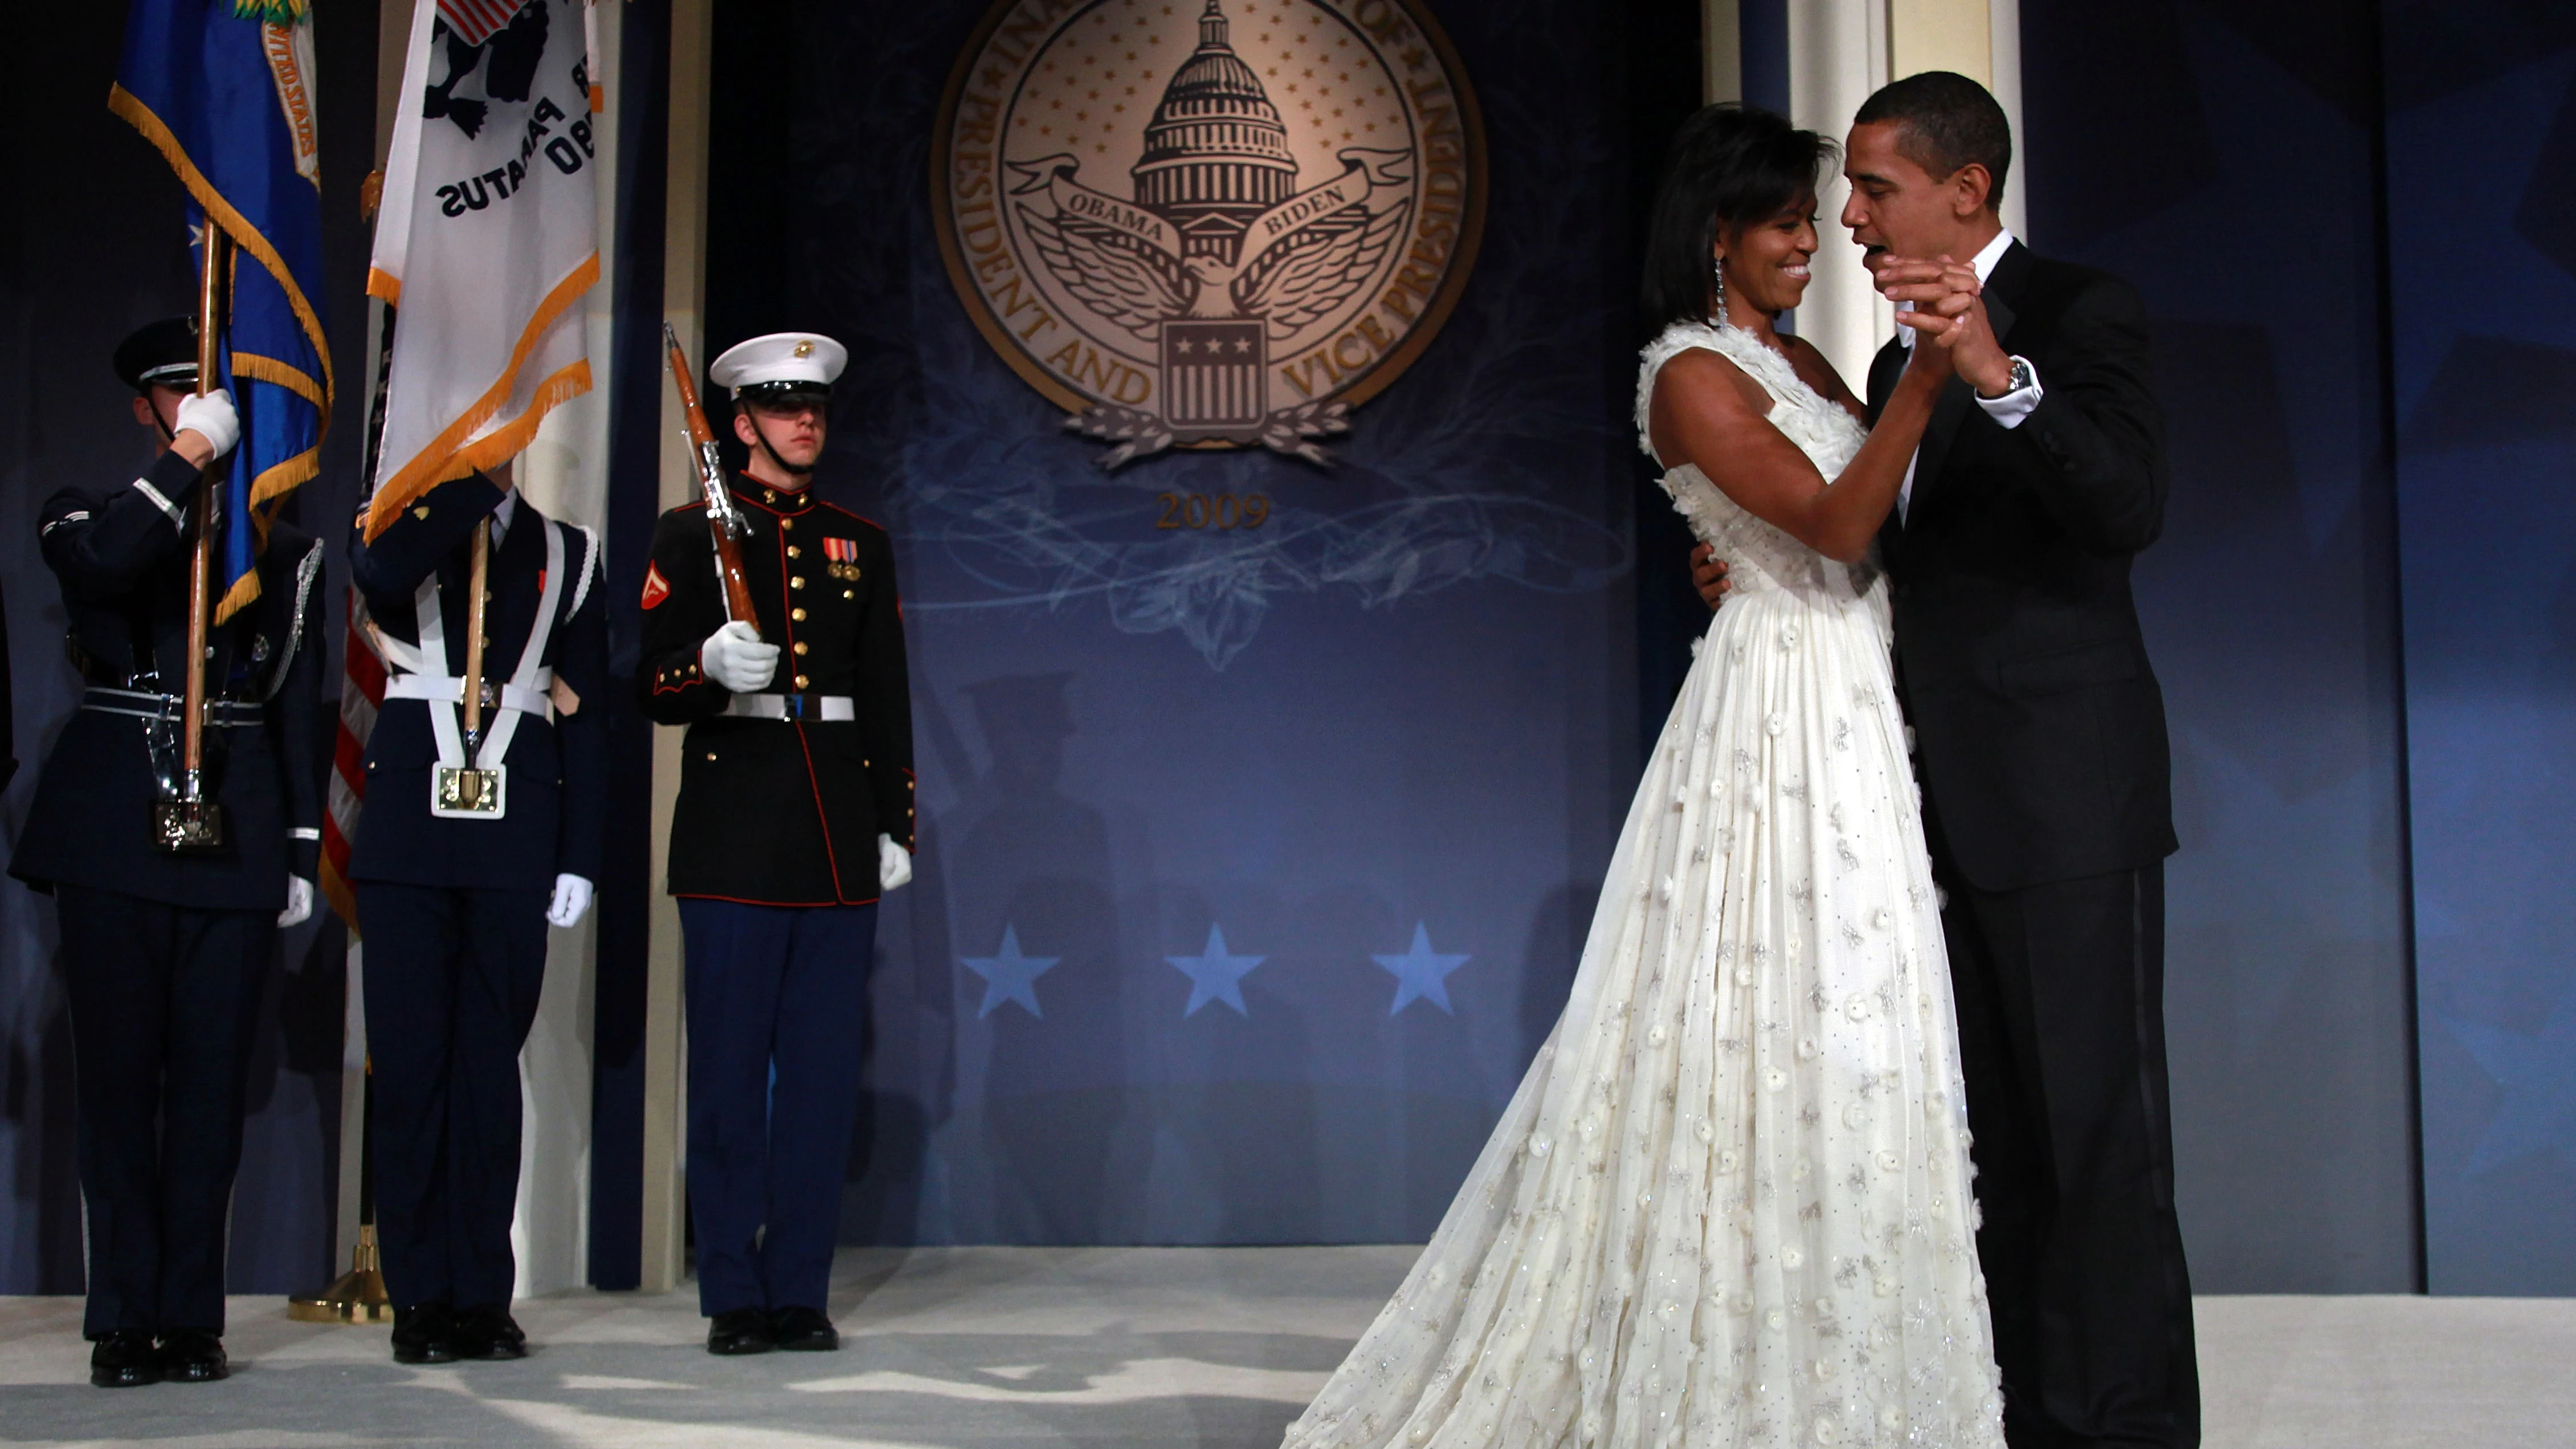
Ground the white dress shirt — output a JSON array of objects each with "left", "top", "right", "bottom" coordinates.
[{"left": 1896, "top": 228, "right": 2040, "bottom": 523}]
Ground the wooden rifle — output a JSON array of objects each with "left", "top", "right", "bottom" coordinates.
[{"left": 663, "top": 324, "right": 760, "bottom": 635}]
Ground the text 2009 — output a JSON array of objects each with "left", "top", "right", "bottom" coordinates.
[{"left": 1156, "top": 493, "right": 1271, "bottom": 530}]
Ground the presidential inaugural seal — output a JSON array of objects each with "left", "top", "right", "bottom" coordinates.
[{"left": 934, "top": 0, "right": 1485, "bottom": 467}]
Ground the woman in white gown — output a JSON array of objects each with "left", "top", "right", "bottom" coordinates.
[{"left": 1281, "top": 105, "right": 2006, "bottom": 1449}]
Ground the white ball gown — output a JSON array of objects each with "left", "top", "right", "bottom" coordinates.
[{"left": 1280, "top": 321, "right": 2006, "bottom": 1449}]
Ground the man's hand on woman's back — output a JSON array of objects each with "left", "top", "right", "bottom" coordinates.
[{"left": 1692, "top": 543, "right": 1732, "bottom": 610}]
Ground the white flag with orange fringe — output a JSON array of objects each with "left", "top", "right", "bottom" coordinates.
[{"left": 364, "top": 0, "right": 599, "bottom": 537}]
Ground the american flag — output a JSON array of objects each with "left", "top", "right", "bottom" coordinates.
[
  {"left": 435, "top": 0, "right": 526, "bottom": 48},
  {"left": 319, "top": 593, "right": 383, "bottom": 930}
]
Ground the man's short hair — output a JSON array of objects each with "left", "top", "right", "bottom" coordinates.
[{"left": 1854, "top": 71, "right": 2011, "bottom": 211}]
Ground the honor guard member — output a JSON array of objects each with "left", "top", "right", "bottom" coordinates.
[
  {"left": 9, "top": 319, "right": 324, "bottom": 1388},
  {"left": 636, "top": 332, "right": 914, "bottom": 1356},
  {"left": 345, "top": 460, "right": 607, "bottom": 1366}
]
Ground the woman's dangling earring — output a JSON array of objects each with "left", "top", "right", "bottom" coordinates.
[{"left": 1710, "top": 254, "right": 1728, "bottom": 325}]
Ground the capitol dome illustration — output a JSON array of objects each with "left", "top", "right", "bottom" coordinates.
[{"left": 1132, "top": 0, "right": 1298, "bottom": 264}]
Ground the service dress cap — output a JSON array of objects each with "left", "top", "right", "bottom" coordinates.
[
  {"left": 114, "top": 316, "right": 201, "bottom": 393},
  {"left": 709, "top": 332, "right": 847, "bottom": 403}
]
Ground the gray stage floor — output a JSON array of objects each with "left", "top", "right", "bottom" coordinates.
[{"left": 0, "top": 1246, "right": 2569, "bottom": 1447}]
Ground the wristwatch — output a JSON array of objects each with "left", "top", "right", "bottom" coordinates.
[{"left": 1981, "top": 354, "right": 2036, "bottom": 401}]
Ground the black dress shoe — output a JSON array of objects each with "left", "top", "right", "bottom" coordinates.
[
  {"left": 768, "top": 1305, "right": 839, "bottom": 1352},
  {"left": 453, "top": 1304, "right": 529, "bottom": 1361},
  {"left": 390, "top": 1303, "right": 459, "bottom": 1365},
  {"left": 705, "top": 1307, "right": 774, "bottom": 1356},
  {"left": 90, "top": 1329, "right": 162, "bottom": 1389},
  {"left": 156, "top": 1329, "right": 228, "bottom": 1383}
]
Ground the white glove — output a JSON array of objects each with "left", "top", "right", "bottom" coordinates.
[
  {"left": 548, "top": 872, "right": 594, "bottom": 928},
  {"left": 700, "top": 620, "right": 778, "bottom": 693},
  {"left": 173, "top": 388, "right": 240, "bottom": 456},
  {"left": 878, "top": 834, "right": 912, "bottom": 892},
  {"left": 277, "top": 875, "right": 314, "bottom": 928}
]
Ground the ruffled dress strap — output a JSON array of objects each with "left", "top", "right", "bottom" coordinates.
[{"left": 1634, "top": 320, "right": 1816, "bottom": 457}]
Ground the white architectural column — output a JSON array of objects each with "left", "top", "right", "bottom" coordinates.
[
  {"left": 1987, "top": 0, "right": 2027, "bottom": 241},
  {"left": 639, "top": 0, "right": 717, "bottom": 1297},
  {"left": 504, "top": 0, "right": 626, "bottom": 1297},
  {"left": 1786, "top": 0, "right": 1889, "bottom": 389},
  {"left": 1785, "top": 0, "right": 2026, "bottom": 386},
  {"left": 1705, "top": 0, "right": 1742, "bottom": 105}
]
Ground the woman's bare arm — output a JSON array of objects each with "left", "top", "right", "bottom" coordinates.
[{"left": 1648, "top": 327, "right": 1952, "bottom": 564}]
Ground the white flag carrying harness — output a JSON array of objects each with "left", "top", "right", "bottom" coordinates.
[{"left": 378, "top": 519, "right": 565, "bottom": 819}]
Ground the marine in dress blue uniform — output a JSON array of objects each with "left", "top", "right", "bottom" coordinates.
[
  {"left": 346, "top": 466, "right": 607, "bottom": 1364},
  {"left": 8, "top": 319, "right": 324, "bottom": 1387},
  {"left": 635, "top": 333, "right": 914, "bottom": 1355}
]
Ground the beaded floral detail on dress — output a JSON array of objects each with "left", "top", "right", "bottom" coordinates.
[{"left": 1279, "top": 321, "right": 2003, "bottom": 1449}]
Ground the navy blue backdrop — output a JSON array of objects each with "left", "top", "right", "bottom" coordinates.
[
  {"left": 2381, "top": 1, "right": 2576, "bottom": 1295},
  {"left": 2020, "top": 0, "right": 2423, "bottom": 1292},
  {"left": 712, "top": 0, "right": 1674, "bottom": 1246},
  {"left": 8, "top": 0, "right": 2574, "bottom": 1298}
]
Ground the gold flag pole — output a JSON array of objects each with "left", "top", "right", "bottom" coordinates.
[
  {"left": 290, "top": 248, "right": 401, "bottom": 1328},
  {"left": 154, "top": 229, "right": 230, "bottom": 853},
  {"left": 288, "top": 1066, "right": 391, "bottom": 1323},
  {"left": 462, "top": 520, "right": 491, "bottom": 741}
]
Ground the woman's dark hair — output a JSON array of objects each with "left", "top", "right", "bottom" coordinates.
[{"left": 1640, "top": 104, "right": 1837, "bottom": 330}]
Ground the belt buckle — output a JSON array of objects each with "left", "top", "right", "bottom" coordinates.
[
  {"left": 151, "top": 797, "right": 227, "bottom": 853},
  {"left": 432, "top": 764, "right": 509, "bottom": 819}
]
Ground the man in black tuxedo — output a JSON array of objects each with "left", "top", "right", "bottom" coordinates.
[{"left": 1698, "top": 72, "right": 2194, "bottom": 1449}]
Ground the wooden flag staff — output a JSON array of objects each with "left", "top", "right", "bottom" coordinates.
[{"left": 154, "top": 229, "right": 230, "bottom": 854}]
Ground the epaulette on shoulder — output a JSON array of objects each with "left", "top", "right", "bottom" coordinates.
[{"left": 818, "top": 501, "right": 888, "bottom": 534}]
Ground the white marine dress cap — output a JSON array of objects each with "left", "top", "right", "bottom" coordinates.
[{"left": 709, "top": 332, "right": 848, "bottom": 401}]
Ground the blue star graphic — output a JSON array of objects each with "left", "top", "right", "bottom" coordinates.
[
  {"left": 1166, "top": 924, "right": 1264, "bottom": 1018},
  {"left": 2447, "top": 986, "right": 2576, "bottom": 1175},
  {"left": 960, "top": 924, "right": 1059, "bottom": 1019},
  {"left": 1373, "top": 922, "right": 1471, "bottom": 1015}
]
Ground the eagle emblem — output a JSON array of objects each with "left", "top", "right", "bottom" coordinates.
[{"left": 935, "top": 0, "right": 1485, "bottom": 467}]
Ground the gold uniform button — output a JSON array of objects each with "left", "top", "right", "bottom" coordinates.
[
  {"left": 780, "top": 519, "right": 794, "bottom": 532},
  {"left": 793, "top": 642, "right": 809, "bottom": 655},
  {"left": 790, "top": 576, "right": 806, "bottom": 590},
  {"left": 794, "top": 674, "right": 810, "bottom": 689},
  {"left": 842, "top": 589, "right": 854, "bottom": 599},
  {"left": 705, "top": 752, "right": 718, "bottom": 762},
  {"left": 791, "top": 607, "right": 807, "bottom": 621},
  {"left": 786, "top": 545, "right": 801, "bottom": 558}
]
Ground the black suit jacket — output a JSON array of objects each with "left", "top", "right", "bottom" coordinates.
[
  {"left": 1865, "top": 240, "right": 2177, "bottom": 892},
  {"left": 346, "top": 472, "right": 610, "bottom": 889}
]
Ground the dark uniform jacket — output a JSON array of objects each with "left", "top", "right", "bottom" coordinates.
[
  {"left": 11, "top": 449, "right": 325, "bottom": 909},
  {"left": 347, "top": 472, "right": 608, "bottom": 889},
  {"left": 636, "top": 474, "right": 913, "bottom": 906},
  {"left": 1868, "top": 240, "right": 2178, "bottom": 895}
]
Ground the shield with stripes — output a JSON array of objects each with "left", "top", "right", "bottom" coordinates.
[{"left": 1162, "top": 320, "right": 1265, "bottom": 436}]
